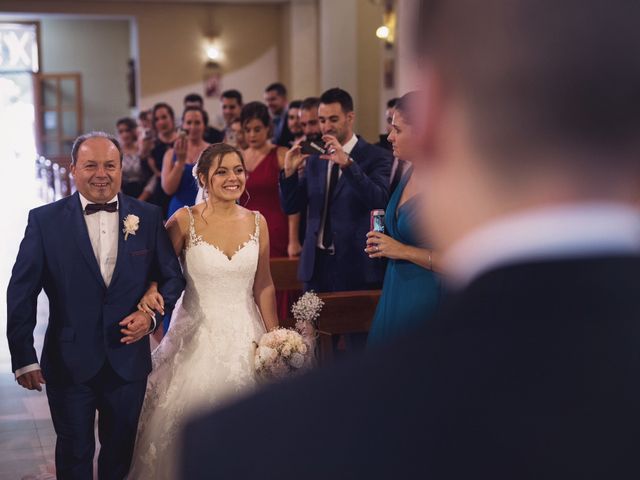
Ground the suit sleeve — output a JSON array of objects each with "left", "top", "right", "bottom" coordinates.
[
  {"left": 341, "top": 149, "right": 392, "bottom": 209},
  {"left": 151, "top": 208, "right": 185, "bottom": 314},
  {"left": 7, "top": 210, "right": 44, "bottom": 373},
  {"left": 279, "top": 169, "right": 308, "bottom": 215}
]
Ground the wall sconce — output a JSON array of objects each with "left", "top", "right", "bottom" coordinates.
[
  {"left": 375, "top": 0, "right": 396, "bottom": 47},
  {"left": 203, "top": 37, "right": 224, "bottom": 65}
]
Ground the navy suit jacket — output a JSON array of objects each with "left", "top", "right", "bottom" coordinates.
[
  {"left": 181, "top": 256, "right": 640, "bottom": 479},
  {"left": 279, "top": 138, "right": 392, "bottom": 286},
  {"left": 6, "top": 192, "right": 185, "bottom": 384}
]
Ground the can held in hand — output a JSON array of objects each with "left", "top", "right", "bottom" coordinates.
[{"left": 370, "top": 209, "right": 385, "bottom": 233}]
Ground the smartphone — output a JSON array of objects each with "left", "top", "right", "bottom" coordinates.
[
  {"left": 300, "top": 139, "right": 327, "bottom": 156},
  {"left": 370, "top": 210, "right": 385, "bottom": 233}
]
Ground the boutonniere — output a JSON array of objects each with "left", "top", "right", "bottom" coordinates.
[{"left": 123, "top": 214, "right": 140, "bottom": 240}]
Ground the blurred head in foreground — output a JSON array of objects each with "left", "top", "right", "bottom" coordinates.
[{"left": 413, "top": 0, "right": 640, "bottom": 252}]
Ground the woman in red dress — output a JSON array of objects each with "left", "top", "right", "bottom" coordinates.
[{"left": 241, "top": 102, "right": 301, "bottom": 318}]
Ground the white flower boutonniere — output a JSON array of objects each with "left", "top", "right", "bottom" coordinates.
[{"left": 123, "top": 214, "right": 140, "bottom": 240}]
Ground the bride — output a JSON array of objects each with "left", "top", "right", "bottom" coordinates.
[{"left": 128, "top": 143, "right": 279, "bottom": 479}]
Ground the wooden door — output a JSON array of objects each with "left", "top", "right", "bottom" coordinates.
[{"left": 34, "top": 72, "right": 83, "bottom": 165}]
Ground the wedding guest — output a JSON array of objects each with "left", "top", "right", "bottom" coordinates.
[
  {"left": 241, "top": 101, "right": 300, "bottom": 320},
  {"left": 149, "top": 102, "right": 178, "bottom": 217},
  {"left": 375, "top": 98, "right": 398, "bottom": 152},
  {"left": 365, "top": 92, "right": 441, "bottom": 348},
  {"left": 264, "top": 82, "right": 292, "bottom": 146},
  {"left": 182, "top": 1, "right": 640, "bottom": 478},
  {"left": 184, "top": 92, "right": 224, "bottom": 144},
  {"left": 286, "top": 100, "right": 304, "bottom": 146},
  {"left": 162, "top": 106, "right": 210, "bottom": 218},
  {"left": 280, "top": 88, "right": 392, "bottom": 292},
  {"left": 227, "top": 118, "right": 247, "bottom": 150},
  {"left": 298, "top": 97, "right": 322, "bottom": 141},
  {"left": 220, "top": 89, "right": 243, "bottom": 141},
  {"left": 137, "top": 109, "right": 152, "bottom": 137},
  {"left": 116, "top": 117, "right": 155, "bottom": 201}
]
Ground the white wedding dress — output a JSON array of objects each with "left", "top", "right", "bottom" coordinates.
[{"left": 128, "top": 207, "right": 266, "bottom": 479}]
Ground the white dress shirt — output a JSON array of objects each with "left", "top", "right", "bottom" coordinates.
[
  {"left": 317, "top": 134, "right": 359, "bottom": 250},
  {"left": 79, "top": 193, "right": 120, "bottom": 287},
  {"left": 442, "top": 202, "right": 640, "bottom": 290},
  {"left": 15, "top": 194, "right": 121, "bottom": 379}
]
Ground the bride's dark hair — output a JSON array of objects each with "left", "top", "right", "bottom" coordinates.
[{"left": 193, "top": 142, "right": 247, "bottom": 191}]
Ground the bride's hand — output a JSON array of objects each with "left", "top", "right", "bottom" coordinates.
[{"left": 138, "top": 283, "right": 165, "bottom": 316}]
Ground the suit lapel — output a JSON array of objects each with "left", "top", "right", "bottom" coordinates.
[
  {"left": 68, "top": 192, "right": 106, "bottom": 289},
  {"left": 108, "top": 193, "right": 130, "bottom": 289}
]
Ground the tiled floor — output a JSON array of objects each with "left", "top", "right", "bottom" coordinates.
[{"left": 1, "top": 160, "right": 59, "bottom": 479}]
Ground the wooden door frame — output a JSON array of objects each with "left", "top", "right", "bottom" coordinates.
[{"left": 34, "top": 72, "right": 83, "bottom": 160}]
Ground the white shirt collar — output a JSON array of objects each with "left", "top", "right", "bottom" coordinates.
[
  {"left": 79, "top": 193, "right": 119, "bottom": 210},
  {"left": 342, "top": 134, "right": 358, "bottom": 155},
  {"left": 443, "top": 202, "right": 640, "bottom": 290}
]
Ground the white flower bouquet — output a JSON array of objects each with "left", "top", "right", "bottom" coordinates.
[{"left": 255, "top": 291, "right": 324, "bottom": 381}]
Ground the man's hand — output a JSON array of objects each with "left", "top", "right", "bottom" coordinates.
[
  {"left": 320, "top": 135, "right": 351, "bottom": 168},
  {"left": 120, "top": 310, "right": 152, "bottom": 344},
  {"left": 287, "top": 239, "right": 303, "bottom": 258},
  {"left": 284, "top": 144, "right": 309, "bottom": 178},
  {"left": 17, "top": 370, "right": 45, "bottom": 392}
]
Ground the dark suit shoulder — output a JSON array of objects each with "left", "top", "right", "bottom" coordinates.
[
  {"left": 119, "top": 194, "right": 163, "bottom": 219},
  {"left": 352, "top": 138, "right": 392, "bottom": 162},
  {"left": 29, "top": 194, "right": 78, "bottom": 220}
]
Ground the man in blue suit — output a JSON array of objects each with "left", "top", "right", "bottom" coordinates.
[
  {"left": 280, "top": 88, "right": 392, "bottom": 292},
  {"left": 7, "top": 132, "right": 185, "bottom": 479}
]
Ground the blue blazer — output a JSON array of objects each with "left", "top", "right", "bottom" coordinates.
[
  {"left": 279, "top": 137, "right": 392, "bottom": 286},
  {"left": 6, "top": 192, "right": 185, "bottom": 384}
]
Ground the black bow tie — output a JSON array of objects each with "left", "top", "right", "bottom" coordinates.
[{"left": 85, "top": 201, "right": 118, "bottom": 215}]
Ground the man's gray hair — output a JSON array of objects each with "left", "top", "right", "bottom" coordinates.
[{"left": 70, "top": 131, "right": 123, "bottom": 166}]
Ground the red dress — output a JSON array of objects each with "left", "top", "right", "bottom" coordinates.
[
  {"left": 245, "top": 146, "right": 292, "bottom": 320},
  {"left": 245, "top": 146, "right": 288, "bottom": 257}
]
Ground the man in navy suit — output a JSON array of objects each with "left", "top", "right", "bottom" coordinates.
[
  {"left": 7, "top": 132, "right": 185, "bottom": 479},
  {"left": 280, "top": 88, "right": 392, "bottom": 292}
]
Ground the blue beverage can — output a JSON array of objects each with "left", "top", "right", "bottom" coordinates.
[{"left": 370, "top": 209, "right": 385, "bottom": 233}]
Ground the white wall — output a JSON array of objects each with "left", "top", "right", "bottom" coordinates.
[
  {"left": 140, "top": 46, "right": 279, "bottom": 129},
  {"left": 40, "top": 18, "right": 131, "bottom": 134},
  {"left": 288, "top": 0, "right": 320, "bottom": 100},
  {"left": 319, "top": 0, "right": 358, "bottom": 101}
]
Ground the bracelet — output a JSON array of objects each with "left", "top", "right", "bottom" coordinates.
[{"left": 428, "top": 250, "right": 433, "bottom": 271}]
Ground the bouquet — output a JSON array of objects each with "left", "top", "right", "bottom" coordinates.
[{"left": 255, "top": 291, "right": 324, "bottom": 381}]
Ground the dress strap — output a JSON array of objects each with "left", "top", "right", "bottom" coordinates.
[
  {"left": 185, "top": 206, "right": 198, "bottom": 246},
  {"left": 253, "top": 211, "right": 261, "bottom": 240}
]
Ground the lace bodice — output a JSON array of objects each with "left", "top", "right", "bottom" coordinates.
[{"left": 182, "top": 207, "right": 260, "bottom": 307}]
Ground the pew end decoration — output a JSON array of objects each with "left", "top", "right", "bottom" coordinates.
[{"left": 255, "top": 291, "right": 324, "bottom": 381}]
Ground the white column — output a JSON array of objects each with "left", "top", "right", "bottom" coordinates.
[
  {"left": 288, "top": 0, "right": 320, "bottom": 99},
  {"left": 395, "top": 0, "right": 421, "bottom": 95},
  {"left": 319, "top": 0, "right": 358, "bottom": 103}
]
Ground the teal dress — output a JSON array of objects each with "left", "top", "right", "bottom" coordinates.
[{"left": 367, "top": 167, "right": 441, "bottom": 348}]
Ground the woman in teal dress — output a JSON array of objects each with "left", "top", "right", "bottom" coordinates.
[{"left": 366, "top": 92, "right": 441, "bottom": 348}]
